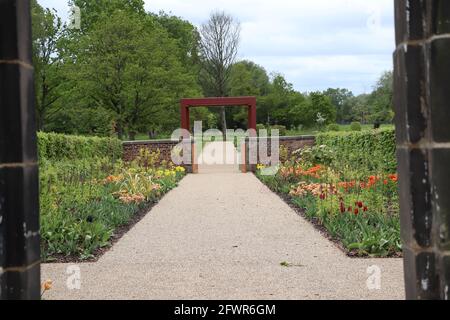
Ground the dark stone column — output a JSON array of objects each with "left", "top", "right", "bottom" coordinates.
[
  {"left": 394, "top": 0, "right": 450, "bottom": 300},
  {"left": 0, "top": 0, "right": 41, "bottom": 300}
]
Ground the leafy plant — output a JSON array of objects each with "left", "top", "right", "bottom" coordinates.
[{"left": 350, "top": 122, "right": 362, "bottom": 131}]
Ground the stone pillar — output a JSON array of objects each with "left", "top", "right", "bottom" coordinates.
[
  {"left": 394, "top": 0, "right": 450, "bottom": 300},
  {"left": 0, "top": 0, "right": 41, "bottom": 299}
]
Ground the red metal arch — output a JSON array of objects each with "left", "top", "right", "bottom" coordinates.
[{"left": 180, "top": 96, "right": 257, "bottom": 132}]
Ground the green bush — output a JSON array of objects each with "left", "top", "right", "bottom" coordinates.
[
  {"left": 269, "top": 125, "right": 287, "bottom": 136},
  {"left": 40, "top": 159, "right": 186, "bottom": 261},
  {"left": 350, "top": 122, "right": 362, "bottom": 131},
  {"left": 256, "top": 124, "right": 267, "bottom": 136},
  {"left": 316, "top": 128, "right": 396, "bottom": 173},
  {"left": 37, "top": 132, "right": 123, "bottom": 162},
  {"left": 327, "top": 124, "right": 340, "bottom": 132}
]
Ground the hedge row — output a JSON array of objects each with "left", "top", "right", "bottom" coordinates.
[
  {"left": 37, "top": 132, "right": 123, "bottom": 162},
  {"left": 315, "top": 128, "right": 396, "bottom": 173}
]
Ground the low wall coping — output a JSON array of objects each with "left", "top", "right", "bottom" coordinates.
[
  {"left": 246, "top": 135, "right": 316, "bottom": 141},
  {"left": 123, "top": 139, "right": 180, "bottom": 146},
  {"left": 279, "top": 135, "right": 316, "bottom": 141},
  {"left": 123, "top": 135, "right": 315, "bottom": 145}
]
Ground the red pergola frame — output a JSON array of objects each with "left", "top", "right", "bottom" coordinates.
[{"left": 180, "top": 96, "right": 257, "bottom": 132}]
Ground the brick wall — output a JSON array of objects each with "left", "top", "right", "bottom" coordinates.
[
  {"left": 123, "top": 139, "right": 195, "bottom": 172},
  {"left": 123, "top": 140, "right": 179, "bottom": 163},
  {"left": 279, "top": 136, "right": 316, "bottom": 155},
  {"left": 245, "top": 135, "right": 316, "bottom": 171},
  {"left": 123, "top": 136, "right": 316, "bottom": 173}
]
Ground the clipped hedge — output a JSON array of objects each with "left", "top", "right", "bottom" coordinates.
[
  {"left": 315, "top": 128, "right": 396, "bottom": 173},
  {"left": 37, "top": 132, "right": 123, "bottom": 162}
]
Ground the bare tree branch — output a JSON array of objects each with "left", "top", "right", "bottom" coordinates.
[{"left": 199, "top": 11, "right": 241, "bottom": 134}]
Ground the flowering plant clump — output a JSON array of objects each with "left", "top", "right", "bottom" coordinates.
[
  {"left": 280, "top": 164, "right": 323, "bottom": 179},
  {"left": 256, "top": 144, "right": 401, "bottom": 257},
  {"left": 289, "top": 182, "right": 337, "bottom": 198},
  {"left": 40, "top": 147, "right": 187, "bottom": 262}
]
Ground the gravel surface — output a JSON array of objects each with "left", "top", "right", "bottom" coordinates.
[{"left": 42, "top": 142, "right": 404, "bottom": 300}]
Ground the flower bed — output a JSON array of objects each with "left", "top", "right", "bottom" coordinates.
[
  {"left": 256, "top": 132, "right": 401, "bottom": 258},
  {"left": 40, "top": 148, "right": 186, "bottom": 262}
]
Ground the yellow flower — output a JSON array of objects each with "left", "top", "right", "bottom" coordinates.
[
  {"left": 257, "top": 164, "right": 266, "bottom": 170},
  {"left": 175, "top": 166, "right": 186, "bottom": 172}
]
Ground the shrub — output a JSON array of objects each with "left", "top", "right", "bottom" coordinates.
[
  {"left": 297, "top": 144, "right": 336, "bottom": 167},
  {"left": 350, "top": 122, "right": 362, "bottom": 131},
  {"left": 315, "top": 128, "right": 396, "bottom": 173},
  {"left": 37, "top": 132, "right": 122, "bottom": 162},
  {"left": 269, "top": 125, "right": 287, "bottom": 136},
  {"left": 40, "top": 156, "right": 186, "bottom": 261},
  {"left": 255, "top": 127, "right": 401, "bottom": 257},
  {"left": 327, "top": 124, "right": 340, "bottom": 132},
  {"left": 256, "top": 123, "right": 266, "bottom": 132}
]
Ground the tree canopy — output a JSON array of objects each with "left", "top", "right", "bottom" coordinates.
[{"left": 31, "top": 1, "right": 394, "bottom": 138}]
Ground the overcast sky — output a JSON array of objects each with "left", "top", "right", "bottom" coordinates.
[{"left": 38, "top": 0, "right": 395, "bottom": 95}]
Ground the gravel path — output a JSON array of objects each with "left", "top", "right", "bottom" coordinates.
[{"left": 41, "top": 143, "right": 404, "bottom": 300}]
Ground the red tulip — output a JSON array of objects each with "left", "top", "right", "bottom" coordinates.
[{"left": 354, "top": 208, "right": 359, "bottom": 215}]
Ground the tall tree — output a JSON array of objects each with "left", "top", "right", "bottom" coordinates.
[
  {"left": 152, "top": 12, "right": 201, "bottom": 71},
  {"left": 31, "top": 0, "right": 64, "bottom": 130},
  {"left": 72, "top": 11, "right": 200, "bottom": 139},
  {"left": 259, "top": 74, "right": 302, "bottom": 127},
  {"left": 70, "top": 0, "right": 145, "bottom": 32},
  {"left": 199, "top": 11, "right": 241, "bottom": 135},
  {"left": 367, "top": 71, "right": 394, "bottom": 123},
  {"left": 323, "top": 88, "right": 354, "bottom": 123},
  {"left": 228, "top": 60, "right": 270, "bottom": 128}
]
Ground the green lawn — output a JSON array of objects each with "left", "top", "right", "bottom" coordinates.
[{"left": 286, "top": 124, "right": 394, "bottom": 136}]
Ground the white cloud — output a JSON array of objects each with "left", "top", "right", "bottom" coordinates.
[{"left": 38, "top": 0, "right": 396, "bottom": 94}]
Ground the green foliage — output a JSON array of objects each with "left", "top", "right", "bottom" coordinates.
[
  {"left": 367, "top": 71, "right": 394, "bottom": 123},
  {"left": 316, "top": 128, "right": 396, "bottom": 173},
  {"left": 44, "top": 106, "right": 115, "bottom": 136},
  {"left": 256, "top": 124, "right": 267, "bottom": 133},
  {"left": 323, "top": 88, "right": 354, "bottom": 123},
  {"left": 350, "top": 122, "right": 362, "bottom": 131},
  {"left": 30, "top": 3, "right": 395, "bottom": 139},
  {"left": 297, "top": 144, "right": 336, "bottom": 167},
  {"left": 71, "top": 0, "right": 146, "bottom": 32},
  {"left": 257, "top": 126, "right": 399, "bottom": 257},
  {"left": 39, "top": 133, "right": 186, "bottom": 261},
  {"left": 37, "top": 132, "right": 123, "bottom": 162},
  {"left": 288, "top": 91, "right": 336, "bottom": 129},
  {"left": 269, "top": 125, "right": 287, "bottom": 136},
  {"left": 31, "top": 0, "right": 64, "bottom": 130},
  {"left": 327, "top": 124, "right": 340, "bottom": 132},
  {"left": 68, "top": 11, "right": 201, "bottom": 139}
]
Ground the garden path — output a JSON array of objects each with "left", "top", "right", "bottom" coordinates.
[{"left": 42, "top": 142, "right": 404, "bottom": 300}]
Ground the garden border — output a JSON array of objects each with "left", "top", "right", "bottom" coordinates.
[
  {"left": 255, "top": 173, "right": 403, "bottom": 259},
  {"left": 44, "top": 175, "right": 187, "bottom": 264}
]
